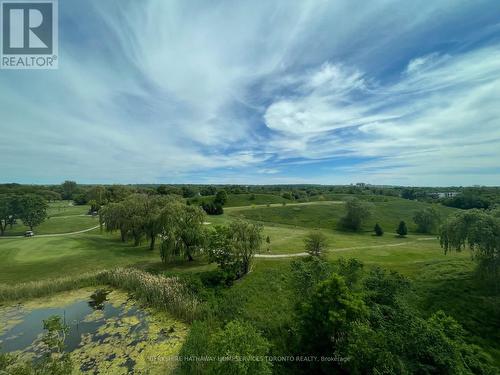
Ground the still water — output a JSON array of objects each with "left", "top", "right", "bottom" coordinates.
[{"left": 0, "top": 288, "right": 187, "bottom": 374}]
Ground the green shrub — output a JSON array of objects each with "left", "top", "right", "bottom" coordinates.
[
  {"left": 180, "top": 320, "right": 272, "bottom": 375},
  {"left": 374, "top": 223, "right": 384, "bottom": 236}
]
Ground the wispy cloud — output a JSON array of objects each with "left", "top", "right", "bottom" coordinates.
[{"left": 0, "top": 0, "right": 499, "bottom": 185}]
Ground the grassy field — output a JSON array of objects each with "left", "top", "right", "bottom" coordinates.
[
  {"left": 0, "top": 201, "right": 94, "bottom": 236},
  {"left": 190, "top": 193, "right": 289, "bottom": 207},
  {"left": 0, "top": 232, "right": 157, "bottom": 284},
  {"left": 0, "top": 196, "right": 498, "bottom": 367},
  {"left": 229, "top": 198, "right": 457, "bottom": 233},
  {"left": 3, "top": 215, "right": 98, "bottom": 236},
  {"left": 47, "top": 201, "right": 89, "bottom": 217}
]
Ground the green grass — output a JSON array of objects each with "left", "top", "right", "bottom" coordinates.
[
  {"left": 190, "top": 193, "right": 289, "bottom": 207},
  {"left": 230, "top": 198, "right": 457, "bottom": 233},
  {"left": 0, "top": 195, "right": 497, "bottom": 367},
  {"left": 3, "top": 215, "right": 98, "bottom": 236},
  {"left": 47, "top": 201, "right": 89, "bottom": 217},
  {"left": 0, "top": 232, "right": 158, "bottom": 284}
]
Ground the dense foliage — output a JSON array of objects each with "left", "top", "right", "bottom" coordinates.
[
  {"left": 0, "top": 194, "right": 48, "bottom": 234},
  {"left": 440, "top": 209, "right": 500, "bottom": 284},
  {"left": 287, "top": 258, "right": 497, "bottom": 374},
  {"left": 340, "top": 198, "right": 373, "bottom": 231},
  {"left": 413, "top": 207, "right": 441, "bottom": 233}
]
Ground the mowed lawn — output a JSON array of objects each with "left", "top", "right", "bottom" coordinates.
[
  {"left": 47, "top": 201, "right": 89, "bottom": 217},
  {"left": 0, "top": 232, "right": 158, "bottom": 284},
  {"left": 230, "top": 198, "right": 458, "bottom": 233},
  {"left": 2, "top": 215, "right": 99, "bottom": 236}
]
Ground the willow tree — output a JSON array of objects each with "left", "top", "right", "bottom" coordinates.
[
  {"left": 160, "top": 204, "right": 206, "bottom": 262},
  {"left": 227, "top": 220, "right": 263, "bottom": 275},
  {"left": 100, "top": 202, "right": 129, "bottom": 242},
  {"left": 144, "top": 195, "right": 181, "bottom": 250},
  {"left": 439, "top": 209, "right": 500, "bottom": 284}
]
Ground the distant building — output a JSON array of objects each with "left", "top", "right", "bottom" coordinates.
[{"left": 436, "top": 192, "right": 459, "bottom": 199}]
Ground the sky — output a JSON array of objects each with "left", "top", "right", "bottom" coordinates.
[{"left": 1, "top": 0, "right": 500, "bottom": 186}]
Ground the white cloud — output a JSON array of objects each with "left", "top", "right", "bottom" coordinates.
[
  {"left": 263, "top": 45, "right": 500, "bottom": 182},
  {"left": 0, "top": 0, "right": 499, "bottom": 184}
]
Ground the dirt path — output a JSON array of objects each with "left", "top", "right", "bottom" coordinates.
[{"left": 255, "top": 237, "right": 437, "bottom": 258}]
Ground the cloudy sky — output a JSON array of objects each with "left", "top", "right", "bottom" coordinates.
[{"left": 1, "top": 0, "right": 500, "bottom": 186}]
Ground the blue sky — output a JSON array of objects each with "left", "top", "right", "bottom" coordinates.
[{"left": 1, "top": 0, "right": 500, "bottom": 186}]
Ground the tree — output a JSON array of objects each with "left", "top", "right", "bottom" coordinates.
[
  {"left": 304, "top": 231, "right": 328, "bottom": 256},
  {"left": 181, "top": 186, "right": 198, "bottom": 198},
  {"left": 202, "top": 201, "right": 223, "bottom": 215},
  {"left": 100, "top": 202, "right": 129, "bottom": 242},
  {"left": 0, "top": 195, "right": 19, "bottom": 236},
  {"left": 207, "top": 220, "right": 263, "bottom": 277},
  {"left": 200, "top": 186, "right": 217, "bottom": 196},
  {"left": 401, "top": 188, "right": 416, "bottom": 200},
  {"left": 207, "top": 225, "right": 241, "bottom": 281},
  {"left": 295, "top": 273, "right": 367, "bottom": 371},
  {"left": 214, "top": 190, "right": 228, "bottom": 205},
  {"left": 143, "top": 195, "right": 180, "bottom": 250},
  {"left": 439, "top": 209, "right": 500, "bottom": 283},
  {"left": 413, "top": 207, "right": 441, "bottom": 233},
  {"left": 207, "top": 321, "right": 272, "bottom": 375},
  {"left": 180, "top": 320, "right": 272, "bottom": 375},
  {"left": 17, "top": 195, "right": 48, "bottom": 231},
  {"left": 160, "top": 204, "right": 206, "bottom": 262},
  {"left": 61, "top": 180, "right": 77, "bottom": 200},
  {"left": 396, "top": 221, "right": 408, "bottom": 237},
  {"left": 340, "top": 198, "right": 373, "bottom": 231},
  {"left": 287, "top": 259, "right": 497, "bottom": 374},
  {"left": 228, "top": 220, "right": 263, "bottom": 275},
  {"left": 86, "top": 185, "right": 107, "bottom": 210},
  {"left": 374, "top": 223, "right": 384, "bottom": 236}
]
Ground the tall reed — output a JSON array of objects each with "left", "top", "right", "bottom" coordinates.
[
  {"left": 100, "top": 268, "right": 199, "bottom": 322},
  {"left": 0, "top": 271, "right": 104, "bottom": 302},
  {"left": 0, "top": 268, "right": 199, "bottom": 322}
]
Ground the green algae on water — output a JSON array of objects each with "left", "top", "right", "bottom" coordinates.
[{"left": 0, "top": 288, "right": 188, "bottom": 374}]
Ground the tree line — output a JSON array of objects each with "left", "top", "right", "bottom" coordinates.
[{"left": 100, "top": 193, "right": 263, "bottom": 281}]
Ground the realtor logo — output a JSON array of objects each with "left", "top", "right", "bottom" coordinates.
[{"left": 1, "top": 0, "right": 58, "bottom": 69}]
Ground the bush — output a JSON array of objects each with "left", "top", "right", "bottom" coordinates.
[
  {"left": 340, "top": 198, "right": 373, "bottom": 231},
  {"left": 202, "top": 201, "right": 224, "bottom": 215},
  {"left": 374, "top": 223, "right": 384, "bottom": 236},
  {"left": 180, "top": 320, "right": 272, "bottom": 375},
  {"left": 304, "top": 231, "right": 328, "bottom": 256},
  {"left": 396, "top": 221, "right": 408, "bottom": 237},
  {"left": 413, "top": 207, "right": 440, "bottom": 233}
]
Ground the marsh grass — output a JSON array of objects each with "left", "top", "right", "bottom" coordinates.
[
  {"left": 102, "top": 268, "right": 199, "bottom": 322},
  {"left": 0, "top": 271, "right": 104, "bottom": 302},
  {"left": 0, "top": 268, "right": 198, "bottom": 322}
]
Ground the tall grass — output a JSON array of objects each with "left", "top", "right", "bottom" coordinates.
[
  {"left": 101, "top": 268, "right": 199, "bottom": 322},
  {"left": 0, "top": 271, "right": 104, "bottom": 301},
  {"left": 0, "top": 268, "right": 199, "bottom": 322}
]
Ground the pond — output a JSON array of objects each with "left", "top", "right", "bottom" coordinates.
[{"left": 0, "top": 288, "right": 188, "bottom": 374}]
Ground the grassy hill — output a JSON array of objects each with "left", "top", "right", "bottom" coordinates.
[
  {"left": 229, "top": 197, "right": 458, "bottom": 233},
  {"left": 189, "top": 193, "right": 288, "bottom": 207}
]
